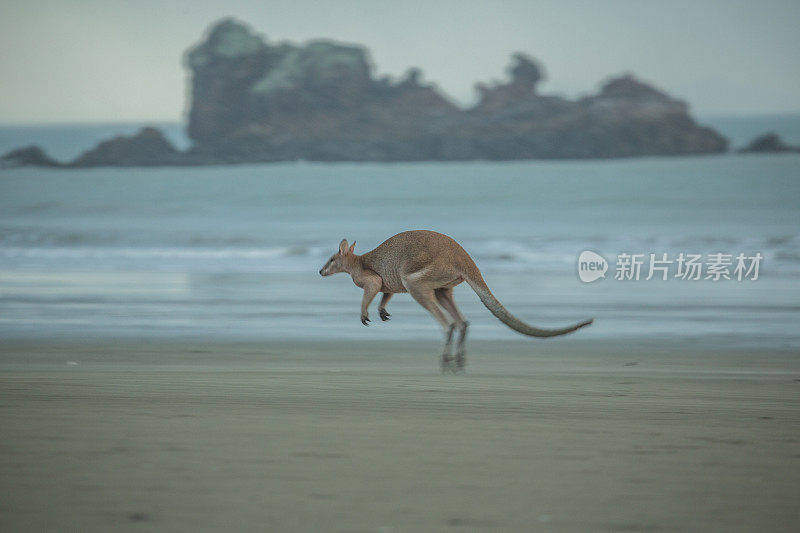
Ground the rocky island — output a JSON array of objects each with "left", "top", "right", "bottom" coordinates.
[
  {"left": 737, "top": 133, "right": 800, "bottom": 154},
  {"left": 2, "top": 18, "right": 729, "bottom": 167}
]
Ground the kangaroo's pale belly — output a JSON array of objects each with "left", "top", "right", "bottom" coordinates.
[{"left": 379, "top": 273, "right": 464, "bottom": 294}]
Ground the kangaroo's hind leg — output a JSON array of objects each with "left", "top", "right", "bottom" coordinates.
[
  {"left": 402, "top": 279, "right": 456, "bottom": 371},
  {"left": 435, "top": 288, "right": 469, "bottom": 370},
  {"left": 378, "top": 292, "right": 392, "bottom": 321}
]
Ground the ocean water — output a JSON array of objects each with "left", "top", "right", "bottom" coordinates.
[
  {"left": 699, "top": 113, "right": 800, "bottom": 149},
  {"left": 1, "top": 119, "right": 799, "bottom": 347}
]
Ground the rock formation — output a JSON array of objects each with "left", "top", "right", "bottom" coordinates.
[
  {"left": 68, "top": 127, "right": 182, "bottom": 167},
  {"left": 737, "top": 133, "right": 799, "bottom": 154},
  {"left": 0, "top": 145, "right": 62, "bottom": 168},
  {"left": 182, "top": 20, "right": 726, "bottom": 162},
  {"left": 184, "top": 19, "right": 461, "bottom": 162},
  {"left": 3, "top": 18, "right": 730, "bottom": 167}
]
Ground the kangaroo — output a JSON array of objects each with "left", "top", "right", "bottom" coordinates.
[{"left": 319, "top": 230, "right": 593, "bottom": 371}]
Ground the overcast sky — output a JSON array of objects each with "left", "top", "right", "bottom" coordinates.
[{"left": 1, "top": 0, "right": 798, "bottom": 123}]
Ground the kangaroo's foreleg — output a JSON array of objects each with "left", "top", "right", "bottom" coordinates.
[
  {"left": 360, "top": 276, "right": 383, "bottom": 326},
  {"left": 403, "top": 278, "right": 456, "bottom": 370},
  {"left": 378, "top": 292, "right": 392, "bottom": 321},
  {"left": 435, "top": 288, "right": 469, "bottom": 369}
]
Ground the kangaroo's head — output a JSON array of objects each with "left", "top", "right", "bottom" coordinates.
[{"left": 319, "top": 239, "right": 356, "bottom": 276}]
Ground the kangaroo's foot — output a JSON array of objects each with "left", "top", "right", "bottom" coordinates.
[
  {"left": 441, "top": 359, "right": 462, "bottom": 374},
  {"left": 441, "top": 323, "right": 458, "bottom": 374},
  {"left": 441, "top": 354, "right": 458, "bottom": 374},
  {"left": 441, "top": 355, "right": 451, "bottom": 373},
  {"left": 453, "top": 321, "right": 468, "bottom": 373},
  {"left": 455, "top": 350, "right": 466, "bottom": 372},
  {"left": 379, "top": 308, "right": 391, "bottom": 321}
]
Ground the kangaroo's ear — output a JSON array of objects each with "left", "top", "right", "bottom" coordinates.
[
  {"left": 348, "top": 241, "right": 356, "bottom": 254},
  {"left": 339, "top": 239, "right": 349, "bottom": 255}
]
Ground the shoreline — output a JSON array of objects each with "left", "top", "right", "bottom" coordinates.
[{"left": 2, "top": 338, "right": 798, "bottom": 531}]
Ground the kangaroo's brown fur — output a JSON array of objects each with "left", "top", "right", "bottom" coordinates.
[{"left": 319, "top": 230, "right": 592, "bottom": 370}]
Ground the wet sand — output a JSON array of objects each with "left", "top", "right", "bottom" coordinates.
[{"left": 1, "top": 339, "right": 798, "bottom": 532}]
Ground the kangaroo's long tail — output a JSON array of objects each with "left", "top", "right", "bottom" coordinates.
[{"left": 465, "top": 272, "right": 593, "bottom": 338}]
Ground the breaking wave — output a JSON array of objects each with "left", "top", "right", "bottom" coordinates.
[{"left": 1, "top": 234, "right": 798, "bottom": 274}]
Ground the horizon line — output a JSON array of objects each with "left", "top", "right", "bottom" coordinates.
[{"left": 3, "top": 111, "right": 800, "bottom": 128}]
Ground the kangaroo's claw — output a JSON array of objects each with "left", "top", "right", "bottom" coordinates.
[
  {"left": 379, "top": 309, "right": 391, "bottom": 321},
  {"left": 361, "top": 315, "right": 371, "bottom": 326}
]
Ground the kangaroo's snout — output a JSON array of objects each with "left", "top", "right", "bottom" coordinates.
[{"left": 319, "top": 240, "right": 355, "bottom": 277}]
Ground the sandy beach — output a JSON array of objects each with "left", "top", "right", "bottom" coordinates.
[{"left": 1, "top": 339, "right": 798, "bottom": 532}]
